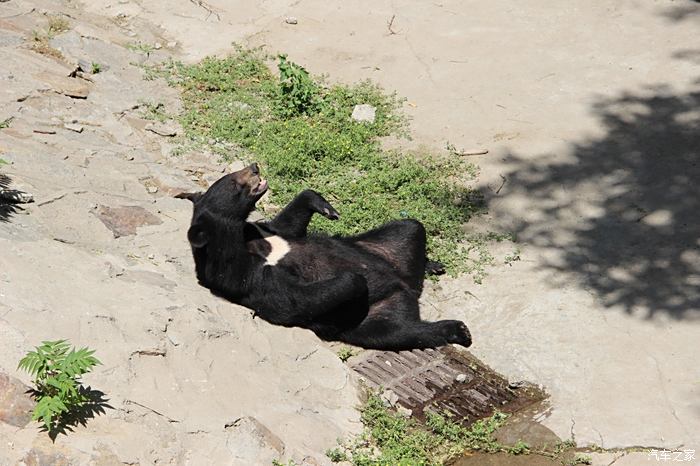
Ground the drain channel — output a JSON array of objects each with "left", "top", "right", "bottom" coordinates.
[{"left": 351, "top": 347, "right": 545, "bottom": 425}]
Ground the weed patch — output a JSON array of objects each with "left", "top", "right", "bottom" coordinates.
[
  {"left": 336, "top": 346, "right": 355, "bottom": 362},
  {"left": 331, "top": 394, "right": 598, "bottom": 465},
  {"left": 28, "top": 15, "right": 70, "bottom": 59},
  {"left": 332, "top": 393, "right": 512, "bottom": 465},
  {"left": 127, "top": 41, "right": 155, "bottom": 56},
  {"left": 156, "top": 48, "right": 492, "bottom": 275},
  {"left": 138, "top": 100, "right": 168, "bottom": 122}
]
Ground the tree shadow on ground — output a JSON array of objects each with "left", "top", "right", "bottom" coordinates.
[
  {"left": 0, "top": 173, "right": 26, "bottom": 222},
  {"left": 31, "top": 386, "right": 113, "bottom": 441},
  {"left": 659, "top": 0, "right": 699, "bottom": 22},
  {"left": 498, "top": 85, "right": 700, "bottom": 320}
]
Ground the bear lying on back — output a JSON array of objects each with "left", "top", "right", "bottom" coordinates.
[{"left": 178, "top": 163, "right": 471, "bottom": 350}]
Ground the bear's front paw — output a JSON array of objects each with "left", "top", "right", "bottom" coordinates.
[
  {"left": 439, "top": 320, "right": 472, "bottom": 348},
  {"left": 321, "top": 206, "right": 340, "bottom": 220},
  {"left": 305, "top": 190, "right": 340, "bottom": 220}
]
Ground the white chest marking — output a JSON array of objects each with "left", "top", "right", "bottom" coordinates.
[{"left": 252, "top": 224, "right": 290, "bottom": 266}]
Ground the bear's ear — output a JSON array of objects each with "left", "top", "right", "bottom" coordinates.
[
  {"left": 175, "top": 191, "right": 203, "bottom": 203},
  {"left": 187, "top": 224, "right": 209, "bottom": 248}
]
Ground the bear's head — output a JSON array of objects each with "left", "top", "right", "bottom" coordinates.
[{"left": 177, "top": 163, "right": 267, "bottom": 249}]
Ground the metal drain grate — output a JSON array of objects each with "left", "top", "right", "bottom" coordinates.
[{"left": 351, "top": 347, "right": 544, "bottom": 425}]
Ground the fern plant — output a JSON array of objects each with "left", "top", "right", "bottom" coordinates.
[{"left": 18, "top": 340, "right": 101, "bottom": 433}]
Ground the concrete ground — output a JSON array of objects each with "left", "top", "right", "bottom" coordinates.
[{"left": 2, "top": 0, "right": 699, "bottom": 463}]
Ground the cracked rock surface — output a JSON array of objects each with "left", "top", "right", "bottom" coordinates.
[{"left": 0, "top": 1, "right": 360, "bottom": 464}]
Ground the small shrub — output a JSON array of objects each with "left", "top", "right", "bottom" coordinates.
[
  {"left": 91, "top": 62, "right": 102, "bottom": 74},
  {"left": 277, "top": 54, "right": 320, "bottom": 116},
  {"left": 18, "top": 340, "right": 101, "bottom": 434},
  {"left": 568, "top": 453, "right": 593, "bottom": 465},
  {"left": 47, "top": 16, "right": 70, "bottom": 36},
  {"left": 337, "top": 346, "right": 355, "bottom": 362},
  {"left": 507, "top": 440, "right": 531, "bottom": 455},
  {"left": 326, "top": 447, "right": 349, "bottom": 462}
]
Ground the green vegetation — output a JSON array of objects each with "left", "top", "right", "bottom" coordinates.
[
  {"left": 336, "top": 346, "right": 356, "bottom": 362},
  {"left": 276, "top": 54, "right": 322, "bottom": 116},
  {"left": 138, "top": 100, "right": 168, "bottom": 122},
  {"left": 325, "top": 447, "right": 349, "bottom": 462},
  {"left": 29, "top": 16, "right": 70, "bottom": 59},
  {"left": 47, "top": 16, "right": 70, "bottom": 35},
  {"left": 504, "top": 246, "right": 522, "bottom": 266},
  {"left": 330, "top": 393, "right": 514, "bottom": 465},
  {"left": 329, "top": 393, "right": 600, "bottom": 465},
  {"left": 127, "top": 41, "right": 155, "bottom": 55},
  {"left": 154, "top": 47, "right": 493, "bottom": 275},
  {"left": 271, "top": 460, "right": 298, "bottom": 466},
  {"left": 0, "top": 117, "right": 13, "bottom": 129},
  {"left": 18, "top": 340, "right": 101, "bottom": 435},
  {"left": 91, "top": 62, "right": 102, "bottom": 74},
  {"left": 566, "top": 453, "right": 593, "bottom": 466}
]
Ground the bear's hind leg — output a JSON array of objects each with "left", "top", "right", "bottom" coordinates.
[
  {"left": 351, "top": 219, "right": 428, "bottom": 290},
  {"left": 337, "top": 316, "right": 471, "bottom": 350}
]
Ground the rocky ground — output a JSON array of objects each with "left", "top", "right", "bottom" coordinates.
[
  {"left": 1, "top": 0, "right": 699, "bottom": 465},
  {"left": 0, "top": 1, "right": 362, "bottom": 464}
]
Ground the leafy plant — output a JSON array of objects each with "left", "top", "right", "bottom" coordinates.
[
  {"left": 91, "top": 62, "right": 102, "bottom": 74},
  {"left": 127, "top": 41, "right": 155, "bottom": 55},
  {"left": 334, "top": 393, "right": 515, "bottom": 465},
  {"left": 18, "top": 340, "right": 101, "bottom": 434},
  {"left": 566, "top": 453, "right": 593, "bottom": 466},
  {"left": 0, "top": 117, "right": 13, "bottom": 129},
  {"left": 507, "top": 440, "right": 531, "bottom": 455},
  {"left": 277, "top": 54, "right": 320, "bottom": 116},
  {"left": 326, "top": 447, "right": 349, "bottom": 462},
  {"left": 337, "top": 346, "right": 355, "bottom": 362}
]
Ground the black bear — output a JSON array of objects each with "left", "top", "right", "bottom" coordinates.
[{"left": 178, "top": 163, "right": 472, "bottom": 350}]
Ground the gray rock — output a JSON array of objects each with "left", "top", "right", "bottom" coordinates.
[
  {"left": 33, "top": 127, "right": 57, "bottom": 135},
  {"left": 92, "top": 205, "right": 162, "bottom": 238},
  {"left": 0, "top": 32, "right": 24, "bottom": 47},
  {"left": 380, "top": 389, "right": 399, "bottom": 407},
  {"left": 224, "top": 416, "right": 285, "bottom": 463},
  {"left": 145, "top": 122, "right": 178, "bottom": 137},
  {"left": 0, "top": 372, "right": 35, "bottom": 427},
  {"left": 64, "top": 123, "right": 84, "bottom": 133},
  {"left": 284, "top": 17, "right": 298, "bottom": 25},
  {"left": 351, "top": 104, "right": 376, "bottom": 123}
]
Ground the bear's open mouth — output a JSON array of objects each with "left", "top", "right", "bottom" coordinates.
[{"left": 251, "top": 178, "right": 268, "bottom": 196}]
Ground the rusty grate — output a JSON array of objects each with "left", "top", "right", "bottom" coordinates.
[{"left": 351, "top": 347, "right": 544, "bottom": 425}]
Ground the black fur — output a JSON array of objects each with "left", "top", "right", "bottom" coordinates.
[{"left": 178, "top": 164, "right": 472, "bottom": 350}]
